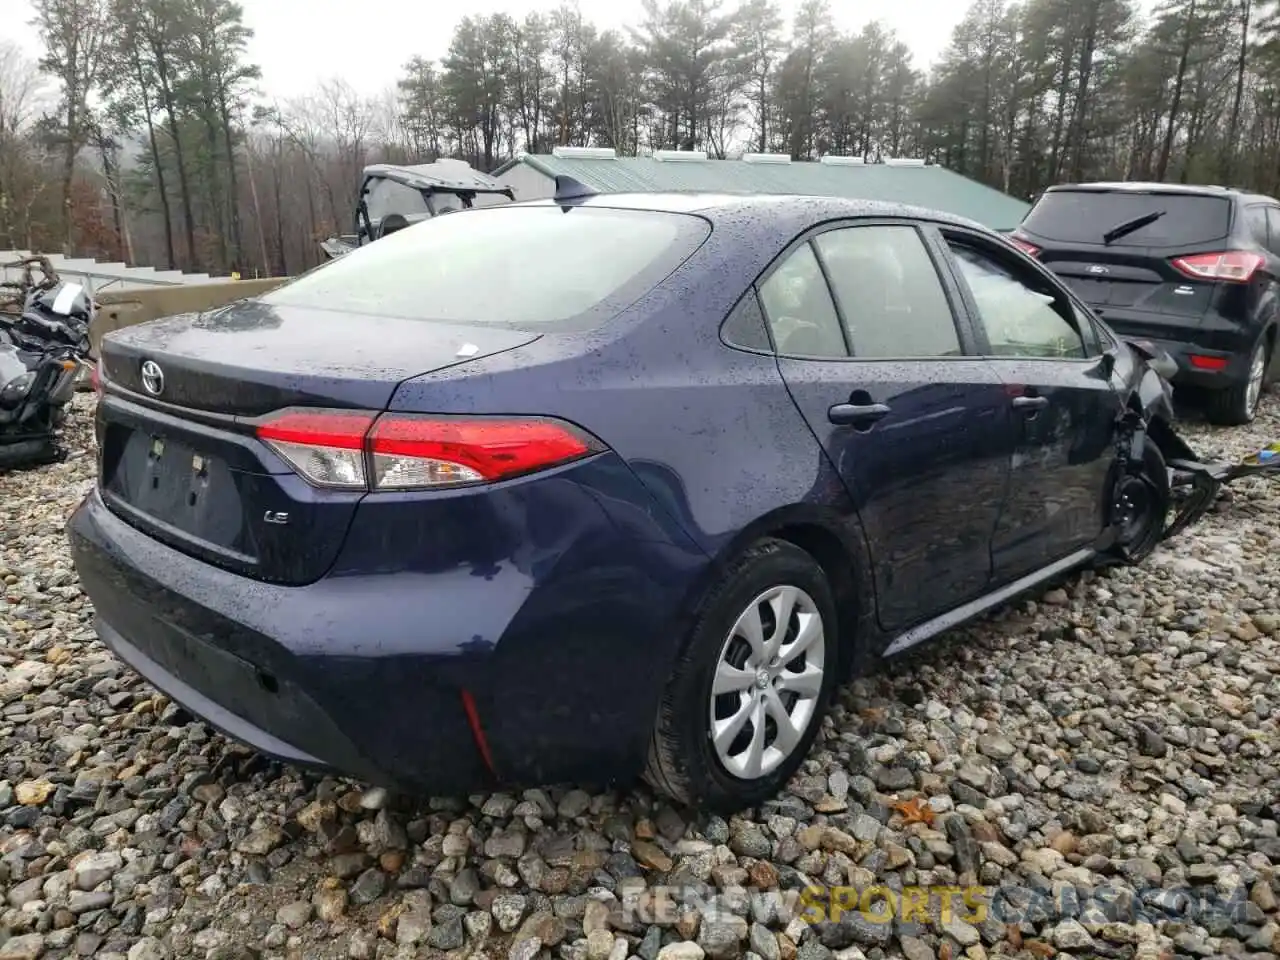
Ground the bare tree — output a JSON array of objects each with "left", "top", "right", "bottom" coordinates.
[
  {"left": 0, "top": 41, "right": 54, "bottom": 248},
  {"left": 31, "top": 0, "right": 111, "bottom": 254}
]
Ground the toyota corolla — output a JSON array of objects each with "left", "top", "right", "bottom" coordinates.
[{"left": 69, "top": 188, "right": 1185, "bottom": 810}]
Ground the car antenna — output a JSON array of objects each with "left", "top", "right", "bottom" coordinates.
[{"left": 553, "top": 175, "right": 596, "bottom": 205}]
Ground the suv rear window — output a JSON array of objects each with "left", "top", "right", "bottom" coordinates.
[
  {"left": 262, "top": 205, "right": 710, "bottom": 331},
  {"left": 1021, "top": 190, "right": 1231, "bottom": 247}
]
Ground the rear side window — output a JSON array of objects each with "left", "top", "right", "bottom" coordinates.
[
  {"left": 758, "top": 242, "right": 848, "bottom": 358},
  {"left": 721, "top": 293, "right": 772, "bottom": 352},
  {"left": 1266, "top": 209, "right": 1280, "bottom": 257},
  {"left": 815, "top": 225, "right": 962, "bottom": 358},
  {"left": 261, "top": 206, "right": 711, "bottom": 331},
  {"left": 1246, "top": 206, "right": 1270, "bottom": 247},
  {"left": 1021, "top": 191, "right": 1231, "bottom": 247}
]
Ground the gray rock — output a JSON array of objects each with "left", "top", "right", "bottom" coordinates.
[
  {"left": 1053, "top": 919, "right": 1095, "bottom": 950},
  {"left": 347, "top": 868, "right": 386, "bottom": 905},
  {"left": 428, "top": 916, "right": 466, "bottom": 950},
  {"left": 276, "top": 900, "right": 312, "bottom": 929},
  {"left": 0, "top": 936, "right": 45, "bottom": 960},
  {"left": 656, "top": 945, "right": 706, "bottom": 960},
  {"left": 492, "top": 893, "right": 529, "bottom": 932},
  {"left": 395, "top": 911, "right": 432, "bottom": 946}
]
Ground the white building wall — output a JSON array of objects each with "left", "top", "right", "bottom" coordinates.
[{"left": 496, "top": 162, "right": 557, "bottom": 201}]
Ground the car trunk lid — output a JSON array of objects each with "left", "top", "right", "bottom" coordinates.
[{"left": 97, "top": 301, "right": 539, "bottom": 585}]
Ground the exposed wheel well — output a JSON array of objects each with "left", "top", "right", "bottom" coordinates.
[{"left": 770, "top": 523, "right": 862, "bottom": 677}]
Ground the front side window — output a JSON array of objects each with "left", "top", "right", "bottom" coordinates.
[
  {"left": 261, "top": 206, "right": 711, "bottom": 331},
  {"left": 815, "top": 225, "right": 962, "bottom": 358},
  {"left": 757, "top": 242, "right": 848, "bottom": 358},
  {"left": 948, "top": 240, "right": 1087, "bottom": 359}
]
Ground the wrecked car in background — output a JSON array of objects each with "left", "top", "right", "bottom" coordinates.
[{"left": 320, "top": 159, "right": 515, "bottom": 259}]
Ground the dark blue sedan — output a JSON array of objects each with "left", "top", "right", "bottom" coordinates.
[{"left": 69, "top": 190, "right": 1178, "bottom": 811}]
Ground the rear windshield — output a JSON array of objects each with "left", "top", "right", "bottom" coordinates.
[
  {"left": 261, "top": 205, "right": 710, "bottom": 331},
  {"left": 1021, "top": 190, "right": 1231, "bottom": 247}
]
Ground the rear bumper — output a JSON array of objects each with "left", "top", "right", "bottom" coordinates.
[
  {"left": 68, "top": 460, "right": 707, "bottom": 794},
  {"left": 1099, "top": 308, "right": 1257, "bottom": 389}
]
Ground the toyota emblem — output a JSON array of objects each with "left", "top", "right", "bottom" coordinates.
[{"left": 140, "top": 360, "right": 164, "bottom": 396}]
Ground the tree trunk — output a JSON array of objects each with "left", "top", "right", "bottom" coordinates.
[
  {"left": 219, "top": 100, "right": 245, "bottom": 272},
  {"left": 1222, "top": 0, "right": 1251, "bottom": 183},
  {"left": 137, "top": 75, "right": 176, "bottom": 270},
  {"left": 150, "top": 41, "right": 199, "bottom": 270},
  {"left": 1157, "top": 1, "right": 1196, "bottom": 182},
  {"left": 203, "top": 116, "right": 229, "bottom": 271},
  {"left": 1067, "top": 1, "right": 1100, "bottom": 181},
  {"left": 98, "top": 137, "right": 127, "bottom": 261},
  {"left": 60, "top": 97, "right": 77, "bottom": 255}
]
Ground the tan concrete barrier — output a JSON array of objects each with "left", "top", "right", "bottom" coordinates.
[{"left": 91, "top": 278, "right": 287, "bottom": 356}]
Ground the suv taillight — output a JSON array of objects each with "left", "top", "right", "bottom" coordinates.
[
  {"left": 1008, "top": 236, "right": 1041, "bottom": 258},
  {"left": 256, "top": 409, "right": 604, "bottom": 490},
  {"left": 1170, "top": 251, "right": 1264, "bottom": 282}
]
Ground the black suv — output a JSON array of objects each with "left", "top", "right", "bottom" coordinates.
[{"left": 1010, "top": 182, "right": 1280, "bottom": 424}]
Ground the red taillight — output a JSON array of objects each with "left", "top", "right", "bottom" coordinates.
[
  {"left": 256, "top": 408, "right": 602, "bottom": 490},
  {"left": 257, "top": 410, "right": 374, "bottom": 489},
  {"left": 1170, "top": 251, "right": 1264, "bottom": 282},
  {"left": 90, "top": 358, "right": 102, "bottom": 395},
  {"left": 1008, "top": 236, "right": 1041, "bottom": 257},
  {"left": 1188, "top": 354, "right": 1228, "bottom": 371}
]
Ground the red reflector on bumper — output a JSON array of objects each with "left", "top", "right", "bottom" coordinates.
[
  {"left": 1188, "top": 354, "right": 1228, "bottom": 371},
  {"left": 460, "top": 689, "right": 496, "bottom": 776}
]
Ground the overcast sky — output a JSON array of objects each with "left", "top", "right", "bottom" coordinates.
[{"left": 0, "top": 0, "right": 973, "bottom": 102}]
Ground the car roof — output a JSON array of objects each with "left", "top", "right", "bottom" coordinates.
[{"left": 511, "top": 190, "right": 993, "bottom": 233}]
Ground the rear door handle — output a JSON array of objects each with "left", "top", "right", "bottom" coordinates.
[
  {"left": 1011, "top": 395, "right": 1049, "bottom": 410},
  {"left": 828, "top": 402, "right": 891, "bottom": 426}
]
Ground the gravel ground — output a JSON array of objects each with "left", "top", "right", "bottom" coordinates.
[{"left": 2, "top": 395, "right": 1280, "bottom": 960}]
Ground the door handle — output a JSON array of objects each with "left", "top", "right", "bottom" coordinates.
[
  {"left": 1011, "top": 395, "right": 1049, "bottom": 410},
  {"left": 828, "top": 402, "right": 891, "bottom": 427}
]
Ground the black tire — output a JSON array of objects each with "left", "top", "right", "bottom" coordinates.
[
  {"left": 1109, "top": 436, "right": 1169, "bottom": 565},
  {"left": 1205, "top": 336, "right": 1269, "bottom": 426},
  {"left": 644, "top": 538, "right": 839, "bottom": 811}
]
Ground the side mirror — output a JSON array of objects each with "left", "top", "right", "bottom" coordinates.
[{"left": 1095, "top": 343, "right": 1121, "bottom": 380}]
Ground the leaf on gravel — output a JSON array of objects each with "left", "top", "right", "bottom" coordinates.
[{"left": 891, "top": 797, "right": 935, "bottom": 827}]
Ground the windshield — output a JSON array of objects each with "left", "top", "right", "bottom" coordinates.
[
  {"left": 1022, "top": 191, "right": 1231, "bottom": 248},
  {"left": 261, "top": 205, "right": 711, "bottom": 331}
]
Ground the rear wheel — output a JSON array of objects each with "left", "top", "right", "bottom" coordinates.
[
  {"left": 1206, "top": 336, "right": 1269, "bottom": 426},
  {"left": 644, "top": 539, "right": 838, "bottom": 811}
]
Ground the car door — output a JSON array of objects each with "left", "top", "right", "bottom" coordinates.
[
  {"left": 935, "top": 227, "right": 1120, "bottom": 583},
  {"left": 758, "top": 220, "right": 1015, "bottom": 633}
]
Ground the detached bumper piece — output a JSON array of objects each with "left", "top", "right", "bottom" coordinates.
[{"left": 1164, "top": 444, "right": 1280, "bottom": 541}]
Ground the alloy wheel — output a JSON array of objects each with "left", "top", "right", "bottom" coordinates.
[{"left": 709, "top": 585, "right": 826, "bottom": 779}]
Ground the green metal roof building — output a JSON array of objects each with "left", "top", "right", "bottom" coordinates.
[{"left": 491, "top": 148, "right": 1031, "bottom": 231}]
